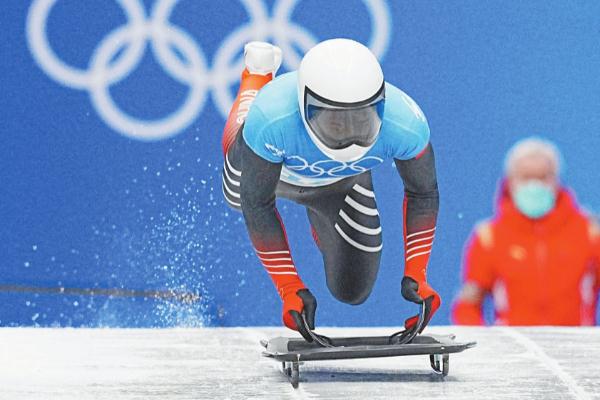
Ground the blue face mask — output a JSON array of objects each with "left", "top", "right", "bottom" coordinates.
[{"left": 512, "top": 180, "right": 557, "bottom": 219}]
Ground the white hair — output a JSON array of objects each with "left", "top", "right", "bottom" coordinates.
[{"left": 504, "top": 137, "right": 562, "bottom": 176}]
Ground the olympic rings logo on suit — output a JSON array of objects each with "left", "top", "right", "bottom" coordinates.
[
  {"left": 26, "top": 0, "right": 391, "bottom": 141},
  {"left": 285, "top": 155, "right": 384, "bottom": 177}
]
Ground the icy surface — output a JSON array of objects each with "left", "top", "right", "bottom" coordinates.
[{"left": 1, "top": 327, "right": 598, "bottom": 399}]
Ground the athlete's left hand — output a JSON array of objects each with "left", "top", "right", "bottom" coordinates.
[
  {"left": 401, "top": 276, "right": 441, "bottom": 333},
  {"left": 283, "top": 288, "right": 317, "bottom": 342}
]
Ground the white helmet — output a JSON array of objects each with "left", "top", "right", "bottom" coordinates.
[{"left": 298, "top": 38, "right": 385, "bottom": 162}]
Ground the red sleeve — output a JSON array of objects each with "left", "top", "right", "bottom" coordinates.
[
  {"left": 463, "top": 224, "right": 496, "bottom": 291},
  {"left": 239, "top": 140, "right": 306, "bottom": 300},
  {"left": 224, "top": 69, "right": 306, "bottom": 302},
  {"left": 591, "top": 222, "right": 600, "bottom": 301},
  {"left": 452, "top": 224, "right": 495, "bottom": 325},
  {"left": 394, "top": 144, "right": 438, "bottom": 282},
  {"left": 452, "top": 300, "right": 484, "bottom": 325},
  {"left": 583, "top": 218, "right": 600, "bottom": 325}
]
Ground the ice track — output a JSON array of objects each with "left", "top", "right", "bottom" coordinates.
[{"left": 1, "top": 327, "right": 599, "bottom": 399}]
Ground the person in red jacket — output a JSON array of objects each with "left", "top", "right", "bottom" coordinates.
[{"left": 452, "top": 137, "right": 600, "bottom": 326}]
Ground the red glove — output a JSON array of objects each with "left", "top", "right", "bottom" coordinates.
[
  {"left": 281, "top": 283, "right": 317, "bottom": 342},
  {"left": 401, "top": 276, "right": 441, "bottom": 332}
]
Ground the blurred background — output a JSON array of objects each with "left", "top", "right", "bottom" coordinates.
[{"left": 1, "top": 0, "right": 599, "bottom": 327}]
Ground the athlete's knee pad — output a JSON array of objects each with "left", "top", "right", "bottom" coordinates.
[{"left": 326, "top": 274, "right": 375, "bottom": 305}]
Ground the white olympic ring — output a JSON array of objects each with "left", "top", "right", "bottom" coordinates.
[
  {"left": 286, "top": 155, "right": 384, "bottom": 177},
  {"left": 26, "top": 0, "right": 391, "bottom": 141}
]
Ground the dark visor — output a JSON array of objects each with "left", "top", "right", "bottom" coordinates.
[{"left": 305, "top": 83, "right": 385, "bottom": 150}]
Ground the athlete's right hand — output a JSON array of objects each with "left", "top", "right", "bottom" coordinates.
[{"left": 282, "top": 288, "right": 317, "bottom": 342}]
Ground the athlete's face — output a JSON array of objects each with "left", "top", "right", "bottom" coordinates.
[
  {"left": 314, "top": 107, "right": 373, "bottom": 134},
  {"left": 310, "top": 105, "right": 381, "bottom": 149},
  {"left": 507, "top": 154, "right": 559, "bottom": 194}
]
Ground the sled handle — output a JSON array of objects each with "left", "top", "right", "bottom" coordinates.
[
  {"left": 388, "top": 302, "right": 427, "bottom": 345},
  {"left": 300, "top": 311, "right": 334, "bottom": 347}
]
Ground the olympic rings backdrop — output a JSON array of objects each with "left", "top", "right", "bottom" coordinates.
[{"left": 2, "top": 1, "right": 600, "bottom": 327}]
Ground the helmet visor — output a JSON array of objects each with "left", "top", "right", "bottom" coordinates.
[{"left": 305, "top": 84, "right": 385, "bottom": 150}]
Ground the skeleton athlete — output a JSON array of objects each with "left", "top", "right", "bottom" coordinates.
[{"left": 221, "top": 39, "right": 440, "bottom": 340}]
